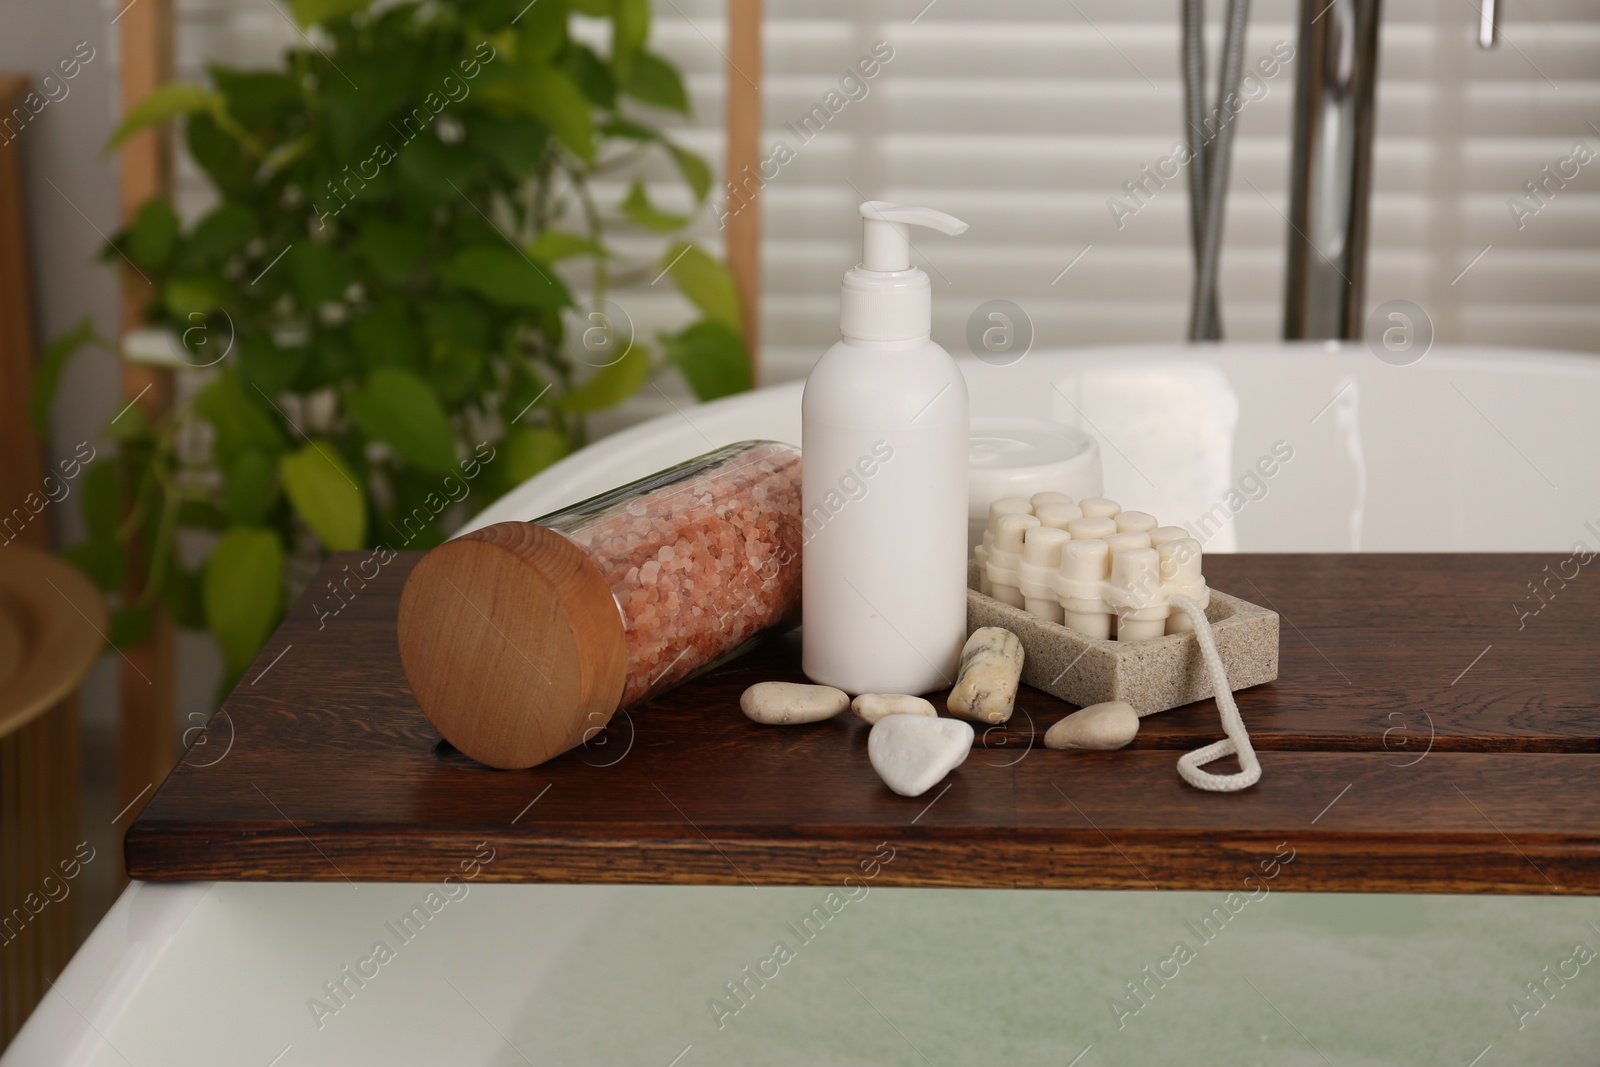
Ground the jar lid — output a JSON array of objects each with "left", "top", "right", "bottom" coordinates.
[
  {"left": 968, "top": 417, "right": 1102, "bottom": 536},
  {"left": 398, "top": 522, "right": 629, "bottom": 770}
]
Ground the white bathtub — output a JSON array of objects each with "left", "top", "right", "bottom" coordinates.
[{"left": 10, "top": 343, "right": 1599, "bottom": 1066}]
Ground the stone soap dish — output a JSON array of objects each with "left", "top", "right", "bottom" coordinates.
[{"left": 966, "top": 568, "right": 1279, "bottom": 714}]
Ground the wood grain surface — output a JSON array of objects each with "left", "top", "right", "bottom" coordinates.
[{"left": 125, "top": 552, "right": 1600, "bottom": 893}]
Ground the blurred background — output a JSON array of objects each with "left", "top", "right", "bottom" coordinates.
[{"left": 0, "top": 0, "right": 1595, "bottom": 1047}]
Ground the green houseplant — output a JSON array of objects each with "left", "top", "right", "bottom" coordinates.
[{"left": 34, "top": 0, "right": 751, "bottom": 689}]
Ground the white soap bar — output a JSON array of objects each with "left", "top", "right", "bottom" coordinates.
[{"left": 969, "top": 494, "right": 1209, "bottom": 643}]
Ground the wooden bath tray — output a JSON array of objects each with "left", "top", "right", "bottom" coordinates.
[{"left": 125, "top": 553, "right": 1600, "bottom": 894}]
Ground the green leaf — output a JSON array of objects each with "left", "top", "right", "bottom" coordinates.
[
  {"left": 505, "top": 365, "right": 551, "bottom": 418},
  {"left": 279, "top": 442, "right": 367, "bottom": 550},
  {"left": 357, "top": 219, "right": 427, "bottom": 286},
  {"left": 469, "top": 113, "right": 548, "bottom": 176},
  {"left": 527, "top": 67, "right": 594, "bottom": 162},
  {"left": 29, "top": 318, "right": 99, "bottom": 433},
  {"left": 438, "top": 244, "right": 570, "bottom": 309},
  {"left": 208, "top": 68, "right": 301, "bottom": 129},
  {"left": 163, "top": 564, "right": 205, "bottom": 629},
  {"left": 611, "top": 0, "right": 649, "bottom": 81},
  {"left": 110, "top": 606, "right": 153, "bottom": 649},
  {"left": 425, "top": 346, "right": 484, "bottom": 406},
  {"left": 239, "top": 335, "right": 309, "bottom": 399},
  {"left": 123, "top": 200, "right": 180, "bottom": 271},
  {"left": 394, "top": 134, "right": 476, "bottom": 198},
  {"left": 498, "top": 425, "right": 569, "bottom": 486},
  {"left": 289, "top": 0, "right": 372, "bottom": 26},
  {"left": 620, "top": 177, "right": 688, "bottom": 231},
  {"left": 598, "top": 116, "right": 657, "bottom": 141},
  {"left": 109, "top": 83, "right": 220, "bottom": 148},
  {"left": 598, "top": 119, "right": 710, "bottom": 204},
  {"left": 665, "top": 143, "right": 711, "bottom": 204},
  {"left": 423, "top": 296, "right": 492, "bottom": 351},
  {"left": 163, "top": 276, "right": 232, "bottom": 321},
  {"left": 81, "top": 462, "right": 120, "bottom": 540},
  {"left": 177, "top": 500, "right": 229, "bottom": 531},
  {"left": 225, "top": 449, "right": 280, "bottom": 525},
  {"left": 182, "top": 202, "right": 256, "bottom": 264},
  {"left": 203, "top": 526, "right": 284, "bottom": 672},
  {"left": 662, "top": 242, "right": 741, "bottom": 330},
  {"left": 564, "top": 45, "right": 615, "bottom": 109},
  {"left": 660, "top": 319, "right": 751, "bottom": 402},
  {"left": 104, "top": 402, "right": 151, "bottom": 444},
  {"left": 285, "top": 242, "right": 355, "bottom": 308},
  {"left": 527, "top": 230, "right": 606, "bottom": 262},
  {"left": 193, "top": 373, "right": 286, "bottom": 468},
  {"left": 623, "top": 52, "right": 688, "bottom": 113},
  {"left": 351, "top": 298, "right": 422, "bottom": 372},
  {"left": 62, "top": 539, "right": 123, "bottom": 592},
  {"left": 518, "top": 0, "right": 568, "bottom": 60},
  {"left": 557, "top": 348, "right": 652, "bottom": 413},
  {"left": 185, "top": 112, "right": 252, "bottom": 196},
  {"left": 343, "top": 368, "right": 456, "bottom": 473}
]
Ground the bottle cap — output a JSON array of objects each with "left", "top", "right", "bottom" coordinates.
[
  {"left": 398, "top": 521, "right": 629, "bottom": 769},
  {"left": 840, "top": 201, "right": 968, "bottom": 341}
]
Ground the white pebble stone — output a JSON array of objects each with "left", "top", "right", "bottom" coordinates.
[
  {"left": 1044, "top": 701, "right": 1140, "bottom": 751},
  {"left": 740, "top": 682, "right": 849, "bottom": 725},
  {"left": 851, "top": 693, "right": 938, "bottom": 724},
  {"left": 946, "top": 627, "right": 1025, "bottom": 725},
  {"left": 868, "top": 715, "right": 975, "bottom": 798}
]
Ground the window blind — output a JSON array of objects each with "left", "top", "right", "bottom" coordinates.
[{"left": 165, "top": 0, "right": 1599, "bottom": 429}]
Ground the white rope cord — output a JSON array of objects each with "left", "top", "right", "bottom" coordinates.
[{"left": 1169, "top": 593, "right": 1261, "bottom": 792}]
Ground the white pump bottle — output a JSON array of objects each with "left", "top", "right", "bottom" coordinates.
[{"left": 800, "top": 201, "right": 970, "bottom": 695}]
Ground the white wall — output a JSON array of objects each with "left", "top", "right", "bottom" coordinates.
[{"left": 1, "top": 0, "right": 122, "bottom": 737}]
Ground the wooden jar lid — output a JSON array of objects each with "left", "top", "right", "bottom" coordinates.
[{"left": 397, "top": 521, "right": 629, "bottom": 770}]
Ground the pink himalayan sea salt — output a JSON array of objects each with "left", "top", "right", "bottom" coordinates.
[{"left": 539, "top": 441, "right": 802, "bottom": 707}]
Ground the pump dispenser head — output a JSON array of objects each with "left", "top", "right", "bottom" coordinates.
[
  {"left": 859, "top": 201, "right": 968, "bottom": 271},
  {"left": 841, "top": 201, "right": 968, "bottom": 342}
]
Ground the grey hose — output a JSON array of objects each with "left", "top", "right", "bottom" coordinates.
[
  {"left": 1185, "top": 0, "right": 1252, "bottom": 341},
  {"left": 1180, "top": 0, "right": 1209, "bottom": 281}
]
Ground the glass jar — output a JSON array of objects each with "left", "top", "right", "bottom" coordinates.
[{"left": 399, "top": 441, "right": 803, "bottom": 769}]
